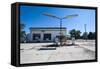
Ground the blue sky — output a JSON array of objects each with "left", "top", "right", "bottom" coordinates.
[{"left": 20, "top": 5, "right": 95, "bottom": 35}]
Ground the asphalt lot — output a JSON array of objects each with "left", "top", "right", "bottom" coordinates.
[{"left": 20, "top": 40, "right": 95, "bottom": 64}]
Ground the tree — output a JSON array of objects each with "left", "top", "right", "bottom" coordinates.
[
  {"left": 76, "top": 30, "right": 81, "bottom": 39},
  {"left": 82, "top": 32, "right": 88, "bottom": 39},
  {"left": 20, "top": 23, "right": 26, "bottom": 42},
  {"left": 69, "top": 29, "right": 81, "bottom": 39},
  {"left": 20, "top": 23, "right": 25, "bottom": 30},
  {"left": 69, "top": 29, "right": 76, "bottom": 37},
  {"left": 88, "top": 32, "right": 95, "bottom": 39},
  {"left": 93, "top": 32, "right": 95, "bottom": 39}
]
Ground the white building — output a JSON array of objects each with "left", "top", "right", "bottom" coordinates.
[{"left": 26, "top": 27, "right": 67, "bottom": 42}]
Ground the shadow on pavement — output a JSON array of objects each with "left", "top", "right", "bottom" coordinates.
[
  {"left": 38, "top": 44, "right": 79, "bottom": 50},
  {"left": 43, "top": 44, "right": 79, "bottom": 47},
  {"left": 38, "top": 47, "right": 56, "bottom": 50}
]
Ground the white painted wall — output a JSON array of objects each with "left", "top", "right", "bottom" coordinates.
[{"left": 29, "top": 29, "right": 66, "bottom": 42}]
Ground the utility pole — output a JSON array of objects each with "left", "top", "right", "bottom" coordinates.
[{"left": 84, "top": 24, "right": 87, "bottom": 41}]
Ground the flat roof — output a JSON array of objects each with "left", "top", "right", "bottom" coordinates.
[{"left": 29, "top": 27, "right": 66, "bottom": 30}]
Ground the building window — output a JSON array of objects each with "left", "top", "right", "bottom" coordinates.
[
  {"left": 43, "top": 34, "right": 51, "bottom": 41},
  {"left": 33, "top": 34, "right": 40, "bottom": 40}
]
